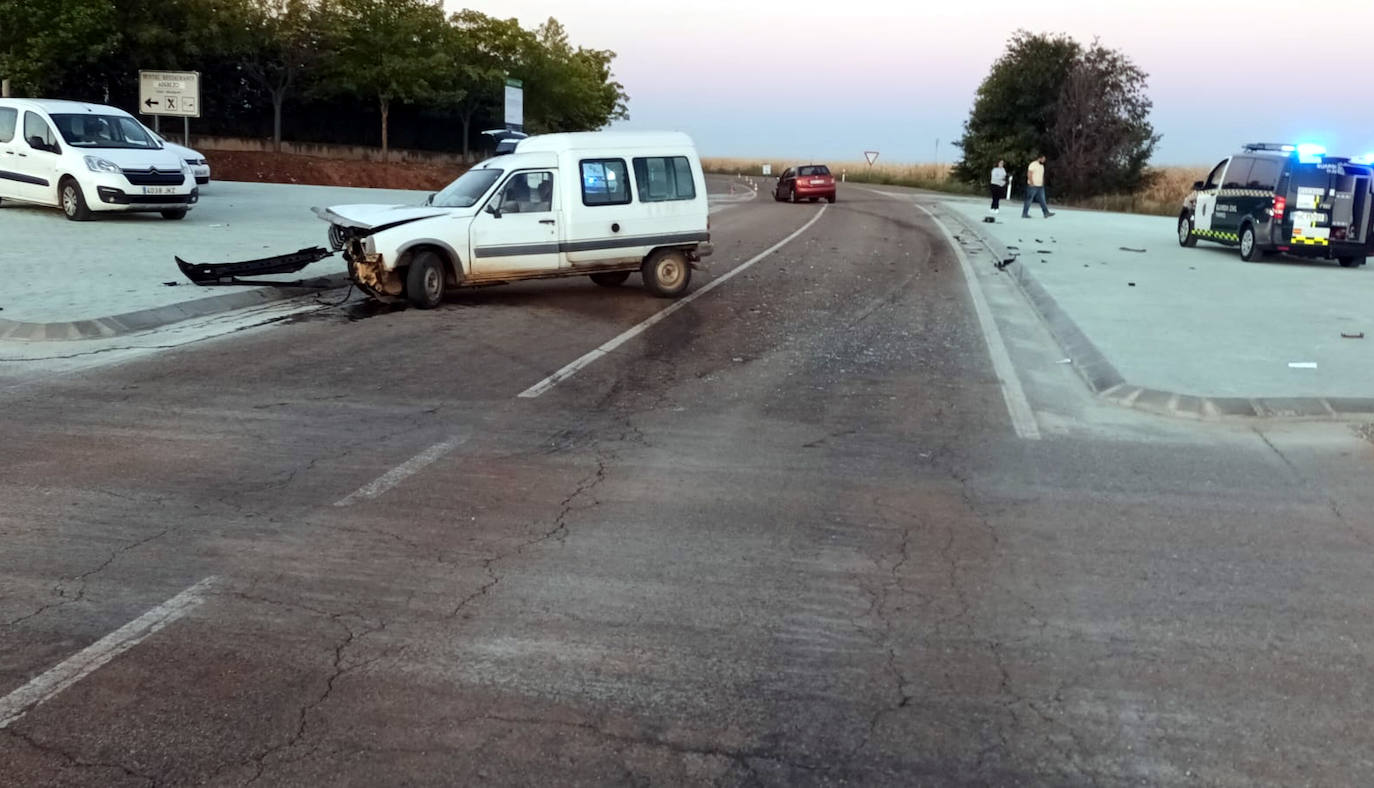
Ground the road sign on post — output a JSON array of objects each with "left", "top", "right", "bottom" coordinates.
[
  {"left": 138, "top": 70, "right": 201, "bottom": 118},
  {"left": 864, "top": 151, "right": 879, "bottom": 165},
  {"left": 504, "top": 77, "right": 523, "bottom": 133}
]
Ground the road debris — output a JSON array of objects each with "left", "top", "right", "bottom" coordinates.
[
  {"left": 1119, "top": 247, "right": 1147, "bottom": 253},
  {"left": 1288, "top": 362, "right": 1318, "bottom": 369},
  {"left": 1341, "top": 331, "right": 1365, "bottom": 339}
]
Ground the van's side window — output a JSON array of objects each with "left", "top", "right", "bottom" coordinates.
[
  {"left": 0, "top": 108, "right": 17, "bottom": 143},
  {"left": 496, "top": 171, "right": 554, "bottom": 214},
  {"left": 1247, "top": 159, "right": 1282, "bottom": 191},
  {"left": 632, "top": 156, "right": 696, "bottom": 202},
  {"left": 580, "top": 159, "right": 631, "bottom": 206},
  {"left": 1203, "top": 160, "right": 1227, "bottom": 190},
  {"left": 23, "top": 112, "right": 58, "bottom": 152},
  {"left": 1222, "top": 157, "right": 1252, "bottom": 190}
]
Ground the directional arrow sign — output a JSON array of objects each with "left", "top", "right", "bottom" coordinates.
[{"left": 138, "top": 70, "right": 200, "bottom": 118}]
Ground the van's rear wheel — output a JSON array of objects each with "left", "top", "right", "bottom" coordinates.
[
  {"left": 590, "top": 271, "right": 631, "bottom": 287},
  {"left": 642, "top": 249, "right": 691, "bottom": 298},
  {"left": 1177, "top": 214, "right": 1197, "bottom": 247},
  {"left": 405, "top": 250, "right": 446, "bottom": 308},
  {"left": 1239, "top": 224, "right": 1261, "bottom": 262},
  {"left": 1338, "top": 256, "right": 1365, "bottom": 268},
  {"left": 160, "top": 209, "right": 187, "bottom": 220}
]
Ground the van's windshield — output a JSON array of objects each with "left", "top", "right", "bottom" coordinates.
[
  {"left": 50, "top": 114, "right": 158, "bottom": 149},
  {"left": 433, "top": 168, "right": 503, "bottom": 208}
]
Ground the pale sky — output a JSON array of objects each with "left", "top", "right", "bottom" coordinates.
[{"left": 450, "top": 0, "right": 1374, "bottom": 165}]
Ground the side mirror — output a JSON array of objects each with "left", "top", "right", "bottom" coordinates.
[
  {"left": 1192, "top": 180, "right": 1205, "bottom": 191},
  {"left": 485, "top": 203, "right": 502, "bottom": 219},
  {"left": 28, "top": 136, "right": 47, "bottom": 152},
  {"left": 424, "top": 193, "right": 435, "bottom": 206}
]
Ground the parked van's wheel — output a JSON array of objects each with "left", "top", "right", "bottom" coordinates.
[
  {"left": 590, "top": 271, "right": 630, "bottom": 287},
  {"left": 1338, "top": 256, "right": 1365, "bottom": 268},
  {"left": 642, "top": 249, "right": 691, "bottom": 298},
  {"left": 60, "top": 178, "right": 91, "bottom": 221},
  {"left": 1177, "top": 213, "right": 1196, "bottom": 247},
  {"left": 161, "top": 209, "right": 187, "bottom": 220},
  {"left": 1239, "top": 224, "right": 1261, "bottom": 261},
  {"left": 405, "top": 250, "right": 446, "bottom": 308}
]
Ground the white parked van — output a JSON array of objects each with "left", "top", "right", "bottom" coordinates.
[
  {"left": 315, "top": 131, "right": 713, "bottom": 307},
  {"left": 0, "top": 98, "right": 199, "bottom": 220}
]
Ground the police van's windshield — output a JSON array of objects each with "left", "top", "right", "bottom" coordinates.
[
  {"left": 433, "top": 168, "right": 502, "bottom": 208},
  {"left": 51, "top": 114, "right": 158, "bottom": 149}
]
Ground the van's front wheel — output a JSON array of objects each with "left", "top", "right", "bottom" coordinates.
[
  {"left": 405, "top": 250, "right": 446, "bottom": 308},
  {"left": 642, "top": 249, "right": 691, "bottom": 298}
]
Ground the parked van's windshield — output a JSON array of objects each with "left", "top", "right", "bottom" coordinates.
[
  {"left": 433, "top": 168, "right": 502, "bottom": 208},
  {"left": 51, "top": 114, "right": 158, "bottom": 149}
]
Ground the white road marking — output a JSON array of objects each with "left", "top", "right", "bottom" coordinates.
[
  {"left": 333, "top": 435, "right": 466, "bottom": 506},
  {"left": 0, "top": 576, "right": 216, "bottom": 730},
  {"left": 518, "top": 205, "right": 830, "bottom": 398},
  {"left": 910, "top": 203, "right": 1041, "bottom": 440}
]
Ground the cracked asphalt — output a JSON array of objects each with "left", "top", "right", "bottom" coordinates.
[{"left": 2, "top": 185, "right": 1374, "bottom": 785}]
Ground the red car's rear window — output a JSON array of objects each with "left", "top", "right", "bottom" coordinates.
[{"left": 797, "top": 165, "right": 831, "bottom": 177}]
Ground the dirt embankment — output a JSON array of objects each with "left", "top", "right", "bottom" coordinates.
[{"left": 205, "top": 150, "right": 468, "bottom": 191}]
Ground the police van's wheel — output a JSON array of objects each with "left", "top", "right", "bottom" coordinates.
[
  {"left": 1177, "top": 214, "right": 1197, "bottom": 247},
  {"left": 405, "top": 250, "right": 446, "bottom": 308},
  {"left": 1239, "top": 224, "right": 1261, "bottom": 262},
  {"left": 590, "top": 271, "right": 631, "bottom": 287},
  {"left": 642, "top": 249, "right": 691, "bottom": 298},
  {"left": 160, "top": 210, "right": 187, "bottom": 220},
  {"left": 1338, "top": 256, "right": 1365, "bottom": 268},
  {"left": 60, "top": 178, "right": 91, "bottom": 222}
]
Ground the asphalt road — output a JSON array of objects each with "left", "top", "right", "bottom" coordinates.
[{"left": 2, "top": 182, "right": 1373, "bottom": 785}]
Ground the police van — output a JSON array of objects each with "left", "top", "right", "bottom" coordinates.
[{"left": 1178, "top": 143, "right": 1373, "bottom": 267}]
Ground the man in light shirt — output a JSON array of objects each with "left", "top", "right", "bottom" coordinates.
[{"left": 1022, "top": 155, "right": 1055, "bottom": 218}]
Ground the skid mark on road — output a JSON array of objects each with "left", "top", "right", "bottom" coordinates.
[
  {"left": 856, "top": 187, "right": 1040, "bottom": 440},
  {"left": 518, "top": 204, "right": 829, "bottom": 398},
  {"left": 0, "top": 577, "right": 217, "bottom": 730},
  {"left": 333, "top": 435, "right": 466, "bottom": 506}
]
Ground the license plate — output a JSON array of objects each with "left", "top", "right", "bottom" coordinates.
[
  {"left": 811, "top": 179, "right": 826, "bottom": 185},
  {"left": 143, "top": 186, "right": 177, "bottom": 195}
]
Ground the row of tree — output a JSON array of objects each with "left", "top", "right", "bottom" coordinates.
[
  {"left": 954, "top": 31, "right": 1159, "bottom": 198},
  {"left": 0, "top": 0, "right": 629, "bottom": 155}
]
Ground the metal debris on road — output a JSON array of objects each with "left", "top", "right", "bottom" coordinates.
[
  {"left": 1341, "top": 331, "right": 1365, "bottom": 339},
  {"left": 1288, "top": 362, "right": 1318, "bottom": 369},
  {"left": 1120, "top": 247, "right": 1147, "bottom": 253}
]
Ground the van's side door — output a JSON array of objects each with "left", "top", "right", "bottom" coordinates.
[
  {"left": 0, "top": 106, "right": 24, "bottom": 201},
  {"left": 469, "top": 170, "right": 562, "bottom": 276},
  {"left": 8, "top": 111, "right": 61, "bottom": 205},
  {"left": 1213, "top": 156, "right": 1252, "bottom": 241},
  {"left": 1194, "top": 158, "right": 1228, "bottom": 235}
]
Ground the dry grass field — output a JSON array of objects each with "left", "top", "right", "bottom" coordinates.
[{"left": 703, "top": 156, "right": 1208, "bottom": 217}]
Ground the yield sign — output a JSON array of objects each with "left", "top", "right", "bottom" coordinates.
[{"left": 864, "top": 151, "right": 879, "bottom": 165}]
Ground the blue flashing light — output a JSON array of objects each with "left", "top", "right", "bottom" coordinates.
[
  {"left": 1296, "top": 143, "right": 1327, "bottom": 163},
  {"left": 1280, "top": 144, "right": 1296, "bottom": 152}
]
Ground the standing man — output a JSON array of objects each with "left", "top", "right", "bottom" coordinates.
[
  {"left": 1022, "top": 155, "right": 1055, "bottom": 218},
  {"left": 986, "top": 159, "right": 1007, "bottom": 223}
]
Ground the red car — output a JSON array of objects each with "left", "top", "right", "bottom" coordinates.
[{"left": 774, "top": 164, "right": 837, "bottom": 203}]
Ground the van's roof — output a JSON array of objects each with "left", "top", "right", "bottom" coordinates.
[
  {"left": 516, "top": 131, "right": 696, "bottom": 153},
  {"left": 0, "top": 98, "right": 134, "bottom": 117}
]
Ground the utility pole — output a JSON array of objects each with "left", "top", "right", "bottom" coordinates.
[{"left": 934, "top": 138, "right": 939, "bottom": 169}]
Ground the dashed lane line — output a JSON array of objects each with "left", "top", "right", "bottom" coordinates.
[
  {"left": 0, "top": 576, "right": 217, "bottom": 730},
  {"left": 332, "top": 435, "right": 467, "bottom": 507}
]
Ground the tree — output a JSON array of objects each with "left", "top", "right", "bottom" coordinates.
[
  {"left": 228, "top": 0, "right": 323, "bottom": 152},
  {"left": 954, "top": 31, "right": 1158, "bottom": 199},
  {"left": 442, "top": 10, "right": 532, "bottom": 157},
  {"left": 520, "top": 18, "right": 627, "bottom": 134},
  {"left": 320, "top": 0, "right": 448, "bottom": 155},
  {"left": 1050, "top": 40, "right": 1158, "bottom": 198},
  {"left": 0, "top": 0, "right": 119, "bottom": 96}
]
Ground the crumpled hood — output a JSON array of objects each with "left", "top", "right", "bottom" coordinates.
[{"left": 312, "top": 204, "right": 450, "bottom": 231}]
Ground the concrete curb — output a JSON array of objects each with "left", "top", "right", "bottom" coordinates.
[
  {"left": 0, "top": 274, "right": 350, "bottom": 342},
  {"left": 940, "top": 206, "right": 1374, "bottom": 421}
]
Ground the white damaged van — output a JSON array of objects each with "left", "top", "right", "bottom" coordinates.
[{"left": 315, "top": 131, "right": 713, "bottom": 307}]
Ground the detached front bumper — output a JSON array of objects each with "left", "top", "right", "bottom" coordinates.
[{"left": 346, "top": 247, "right": 405, "bottom": 302}]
